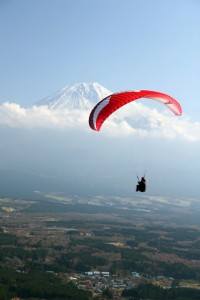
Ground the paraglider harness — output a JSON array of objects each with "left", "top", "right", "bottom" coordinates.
[{"left": 136, "top": 176, "right": 146, "bottom": 192}]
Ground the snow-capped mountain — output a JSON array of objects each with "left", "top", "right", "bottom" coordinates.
[{"left": 36, "top": 82, "right": 112, "bottom": 110}]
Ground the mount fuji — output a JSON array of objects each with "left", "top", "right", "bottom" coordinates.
[{"left": 36, "top": 82, "right": 112, "bottom": 110}]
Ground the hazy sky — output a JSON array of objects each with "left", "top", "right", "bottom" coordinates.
[{"left": 0, "top": 0, "right": 200, "bottom": 200}]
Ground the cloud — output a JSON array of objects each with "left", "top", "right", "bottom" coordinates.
[
  {"left": 0, "top": 102, "right": 199, "bottom": 142},
  {"left": 0, "top": 102, "right": 88, "bottom": 130},
  {"left": 104, "top": 103, "right": 200, "bottom": 142}
]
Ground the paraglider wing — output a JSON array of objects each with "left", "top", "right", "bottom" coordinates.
[{"left": 89, "top": 90, "right": 182, "bottom": 131}]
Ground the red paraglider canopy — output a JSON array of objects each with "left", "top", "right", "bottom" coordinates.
[{"left": 89, "top": 90, "right": 182, "bottom": 131}]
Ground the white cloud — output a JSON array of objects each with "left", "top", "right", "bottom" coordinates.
[
  {"left": 0, "top": 102, "right": 88, "bottom": 130},
  {"left": 0, "top": 102, "right": 199, "bottom": 142},
  {"left": 99, "top": 103, "right": 200, "bottom": 142}
]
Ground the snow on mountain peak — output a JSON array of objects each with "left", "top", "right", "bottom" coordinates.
[{"left": 36, "top": 82, "right": 112, "bottom": 110}]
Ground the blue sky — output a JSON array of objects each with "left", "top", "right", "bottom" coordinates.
[{"left": 0, "top": 0, "right": 200, "bottom": 119}]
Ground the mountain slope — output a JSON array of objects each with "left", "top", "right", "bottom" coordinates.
[{"left": 36, "top": 82, "right": 112, "bottom": 110}]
